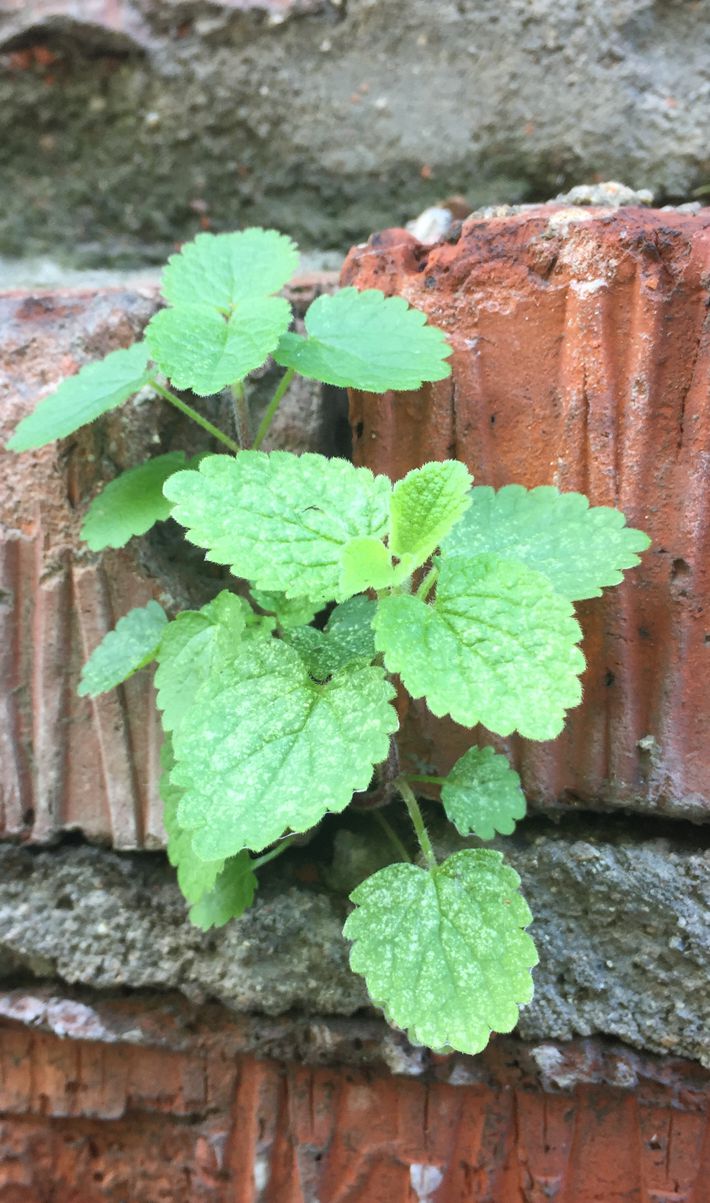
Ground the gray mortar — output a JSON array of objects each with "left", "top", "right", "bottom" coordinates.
[
  {"left": 0, "top": 821, "right": 708, "bottom": 1064},
  {"left": 0, "top": 1, "right": 708, "bottom": 265}
]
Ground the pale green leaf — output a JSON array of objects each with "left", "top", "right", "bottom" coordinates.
[
  {"left": 164, "top": 451, "right": 391, "bottom": 602},
  {"left": 6, "top": 343, "right": 151, "bottom": 452},
  {"left": 155, "top": 591, "right": 252, "bottom": 732},
  {"left": 325, "top": 596, "right": 377, "bottom": 663},
  {"left": 171, "top": 638, "right": 398, "bottom": 859},
  {"left": 251, "top": 590, "right": 322, "bottom": 630},
  {"left": 273, "top": 287, "right": 452, "bottom": 391},
  {"left": 374, "top": 553, "right": 585, "bottom": 739},
  {"left": 284, "top": 603, "right": 376, "bottom": 681},
  {"left": 81, "top": 451, "right": 190, "bottom": 550},
  {"left": 441, "top": 746, "right": 526, "bottom": 840},
  {"left": 189, "top": 851, "right": 257, "bottom": 930},
  {"left": 441, "top": 484, "right": 651, "bottom": 600},
  {"left": 339, "top": 536, "right": 398, "bottom": 596},
  {"left": 145, "top": 298, "right": 292, "bottom": 396},
  {"left": 390, "top": 460, "right": 472, "bottom": 565},
  {"left": 161, "top": 738, "right": 224, "bottom": 904},
  {"left": 161, "top": 229, "right": 299, "bottom": 309},
  {"left": 78, "top": 600, "right": 167, "bottom": 698},
  {"left": 344, "top": 849, "right": 538, "bottom": 1055}
]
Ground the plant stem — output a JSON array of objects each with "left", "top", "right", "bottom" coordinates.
[
  {"left": 252, "top": 836, "right": 296, "bottom": 871},
  {"left": 231, "top": 380, "right": 251, "bottom": 448},
  {"left": 416, "top": 566, "right": 438, "bottom": 602},
  {"left": 396, "top": 778, "right": 437, "bottom": 870},
  {"left": 253, "top": 367, "right": 296, "bottom": 450},
  {"left": 372, "top": 809, "right": 412, "bottom": 863},
  {"left": 150, "top": 379, "right": 240, "bottom": 453},
  {"left": 405, "top": 773, "right": 447, "bottom": 786}
]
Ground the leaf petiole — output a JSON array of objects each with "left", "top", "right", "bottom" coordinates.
[
  {"left": 149, "top": 379, "right": 240, "bottom": 453},
  {"left": 253, "top": 366, "right": 296, "bottom": 450},
  {"left": 405, "top": 773, "right": 447, "bottom": 786},
  {"left": 231, "top": 380, "right": 251, "bottom": 448},
  {"left": 396, "top": 778, "right": 437, "bottom": 870},
  {"left": 416, "top": 566, "right": 438, "bottom": 602},
  {"left": 372, "top": 809, "right": 412, "bottom": 863},
  {"left": 252, "top": 835, "right": 297, "bottom": 871}
]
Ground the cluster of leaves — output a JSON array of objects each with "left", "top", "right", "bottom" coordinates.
[{"left": 6, "top": 228, "right": 650, "bottom": 1056}]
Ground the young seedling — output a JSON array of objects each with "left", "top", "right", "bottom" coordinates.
[{"left": 7, "top": 228, "right": 650, "bottom": 1055}]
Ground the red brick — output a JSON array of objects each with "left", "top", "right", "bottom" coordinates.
[{"left": 344, "top": 206, "right": 710, "bottom": 820}]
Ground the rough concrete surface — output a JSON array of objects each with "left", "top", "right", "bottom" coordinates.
[
  {"left": 0, "top": 821, "right": 708, "bottom": 1065},
  {"left": 0, "top": 0, "right": 708, "bottom": 263}
]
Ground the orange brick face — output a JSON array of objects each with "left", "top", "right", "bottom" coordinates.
[
  {"left": 1, "top": 1010, "right": 709, "bottom": 1202},
  {"left": 344, "top": 206, "right": 710, "bottom": 820}
]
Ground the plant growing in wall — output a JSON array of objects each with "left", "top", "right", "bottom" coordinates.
[{"left": 7, "top": 229, "right": 650, "bottom": 1055}]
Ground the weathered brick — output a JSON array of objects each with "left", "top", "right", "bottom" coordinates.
[{"left": 345, "top": 205, "right": 710, "bottom": 821}]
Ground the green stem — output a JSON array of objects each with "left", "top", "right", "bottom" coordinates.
[
  {"left": 372, "top": 809, "right": 412, "bottom": 863},
  {"left": 416, "top": 566, "right": 438, "bottom": 602},
  {"left": 396, "top": 779, "right": 437, "bottom": 870},
  {"left": 253, "top": 367, "right": 296, "bottom": 450},
  {"left": 150, "top": 379, "right": 240, "bottom": 453},
  {"left": 405, "top": 773, "right": 447, "bottom": 786},
  {"left": 231, "top": 380, "right": 251, "bottom": 449},
  {"left": 252, "top": 836, "right": 296, "bottom": 871}
]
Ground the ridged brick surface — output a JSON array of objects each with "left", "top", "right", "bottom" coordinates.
[
  {"left": 344, "top": 205, "right": 710, "bottom": 820},
  {"left": 0, "top": 274, "right": 337, "bottom": 847},
  {"left": 1, "top": 995, "right": 709, "bottom": 1203}
]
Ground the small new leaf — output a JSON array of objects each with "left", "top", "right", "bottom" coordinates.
[
  {"left": 273, "top": 288, "right": 452, "bottom": 391},
  {"left": 251, "top": 590, "right": 321, "bottom": 630},
  {"left": 81, "top": 451, "right": 191, "bottom": 550},
  {"left": 390, "top": 460, "right": 472, "bottom": 566},
  {"left": 155, "top": 591, "right": 251, "bottom": 732},
  {"left": 78, "top": 600, "right": 167, "bottom": 698},
  {"left": 171, "top": 638, "right": 398, "bottom": 860},
  {"left": 339, "top": 536, "right": 398, "bottom": 596},
  {"left": 165, "top": 451, "right": 391, "bottom": 602},
  {"left": 188, "top": 852, "right": 258, "bottom": 930},
  {"left": 145, "top": 298, "right": 292, "bottom": 396},
  {"left": 7, "top": 343, "right": 151, "bottom": 452},
  {"left": 160, "top": 229, "right": 299, "bottom": 309},
  {"left": 374, "top": 553, "right": 585, "bottom": 739},
  {"left": 345, "top": 849, "right": 538, "bottom": 1055},
  {"left": 161, "top": 739, "right": 224, "bottom": 904},
  {"left": 441, "top": 485, "right": 651, "bottom": 600},
  {"left": 441, "top": 746, "right": 526, "bottom": 840}
]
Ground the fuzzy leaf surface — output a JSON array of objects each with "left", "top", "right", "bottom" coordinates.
[
  {"left": 441, "top": 485, "right": 650, "bottom": 600},
  {"left": 165, "top": 451, "right": 391, "bottom": 601},
  {"left": 374, "top": 553, "right": 584, "bottom": 739},
  {"left": 188, "top": 852, "right": 257, "bottom": 930},
  {"left": 145, "top": 298, "right": 291, "bottom": 395},
  {"left": 284, "top": 603, "right": 376, "bottom": 680},
  {"left": 171, "top": 638, "right": 398, "bottom": 859},
  {"left": 78, "top": 601, "right": 167, "bottom": 698},
  {"left": 155, "top": 592, "right": 252, "bottom": 732},
  {"left": 339, "top": 536, "right": 398, "bottom": 596},
  {"left": 81, "top": 452, "right": 190, "bottom": 550},
  {"left": 251, "top": 590, "right": 321, "bottom": 630},
  {"left": 161, "top": 740, "right": 224, "bottom": 904},
  {"left": 7, "top": 343, "right": 151, "bottom": 452},
  {"left": 160, "top": 229, "right": 299, "bottom": 309},
  {"left": 441, "top": 746, "right": 526, "bottom": 840},
  {"left": 325, "top": 596, "right": 377, "bottom": 662},
  {"left": 390, "top": 461, "right": 472, "bottom": 565},
  {"left": 345, "top": 849, "right": 538, "bottom": 1055},
  {"left": 273, "top": 288, "right": 452, "bottom": 391}
]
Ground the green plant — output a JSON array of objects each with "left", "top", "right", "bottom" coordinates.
[{"left": 7, "top": 228, "right": 650, "bottom": 1055}]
